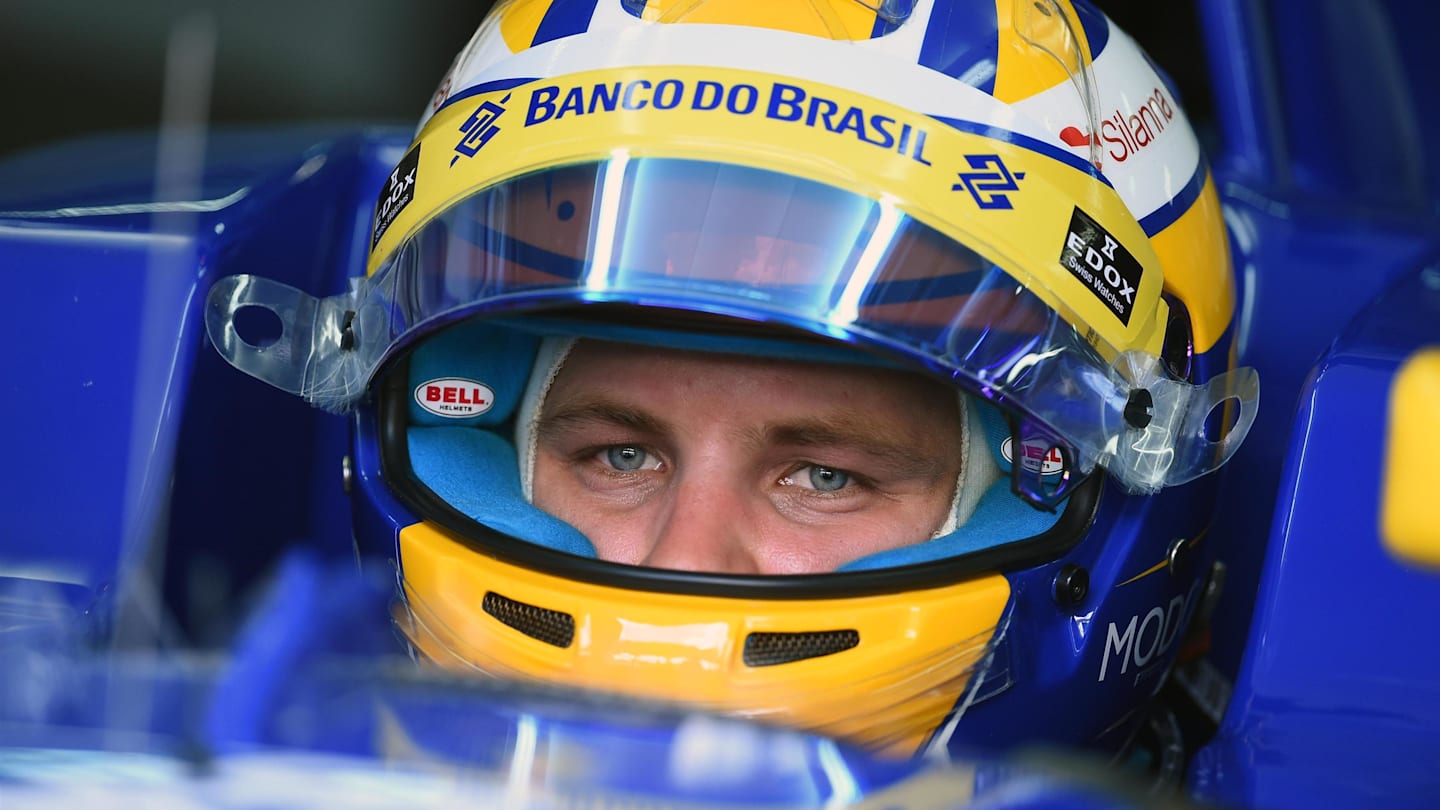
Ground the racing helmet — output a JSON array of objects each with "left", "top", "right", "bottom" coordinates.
[{"left": 207, "top": 0, "right": 1258, "bottom": 760}]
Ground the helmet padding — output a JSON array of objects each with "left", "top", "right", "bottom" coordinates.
[{"left": 403, "top": 319, "right": 1060, "bottom": 568}]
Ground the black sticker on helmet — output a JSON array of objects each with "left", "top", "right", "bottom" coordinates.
[
  {"left": 1058, "top": 207, "right": 1142, "bottom": 326},
  {"left": 372, "top": 144, "right": 420, "bottom": 249}
]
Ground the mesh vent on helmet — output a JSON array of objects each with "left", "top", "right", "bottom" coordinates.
[
  {"left": 482, "top": 591, "right": 575, "bottom": 648},
  {"left": 743, "top": 629, "right": 860, "bottom": 667}
]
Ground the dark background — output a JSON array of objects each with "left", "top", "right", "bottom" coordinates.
[
  {"left": 0, "top": 1, "right": 494, "bottom": 157},
  {"left": 0, "top": 1, "right": 1207, "bottom": 159}
]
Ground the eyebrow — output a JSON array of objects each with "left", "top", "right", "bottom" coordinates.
[
  {"left": 537, "top": 399, "right": 956, "bottom": 480},
  {"left": 536, "top": 400, "right": 671, "bottom": 440},
  {"left": 758, "top": 419, "right": 950, "bottom": 481}
]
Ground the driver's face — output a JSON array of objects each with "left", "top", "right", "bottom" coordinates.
[{"left": 531, "top": 341, "right": 965, "bottom": 574}]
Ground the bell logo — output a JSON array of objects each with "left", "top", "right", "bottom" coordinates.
[
  {"left": 1000, "top": 437, "right": 1065, "bottom": 476},
  {"left": 415, "top": 377, "right": 495, "bottom": 418}
]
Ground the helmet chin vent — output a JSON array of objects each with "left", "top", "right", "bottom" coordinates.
[
  {"left": 482, "top": 591, "right": 575, "bottom": 648},
  {"left": 743, "top": 630, "right": 859, "bottom": 667}
]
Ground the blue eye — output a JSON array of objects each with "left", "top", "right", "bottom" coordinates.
[
  {"left": 808, "top": 466, "right": 850, "bottom": 492},
  {"left": 606, "top": 445, "right": 650, "bottom": 471}
]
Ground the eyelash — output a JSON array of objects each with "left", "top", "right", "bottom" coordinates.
[
  {"left": 780, "top": 463, "right": 875, "bottom": 496},
  {"left": 579, "top": 443, "right": 664, "bottom": 474},
  {"left": 573, "top": 444, "right": 877, "bottom": 499}
]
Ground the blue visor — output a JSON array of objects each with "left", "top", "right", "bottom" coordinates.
[{"left": 206, "top": 156, "right": 1257, "bottom": 502}]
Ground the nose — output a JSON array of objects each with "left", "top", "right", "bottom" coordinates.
[{"left": 641, "top": 470, "right": 761, "bottom": 575}]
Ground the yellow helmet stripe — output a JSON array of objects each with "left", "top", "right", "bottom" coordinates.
[
  {"left": 993, "top": 0, "right": 1095, "bottom": 104},
  {"left": 373, "top": 64, "right": 1167, "bottom": 359},
  {"left": 638, "top": 0, "right": 880, "bottom": 39},
  {"left": 499, "top": 0, "right": 556, "bottom": 53},
  {"left": 1146, "top": 172, "right": 1235, "bottom": 353}
]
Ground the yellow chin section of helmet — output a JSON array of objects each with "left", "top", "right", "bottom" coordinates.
[{"left": 397, "top": 520, "right": 1011, "bottom": 758}]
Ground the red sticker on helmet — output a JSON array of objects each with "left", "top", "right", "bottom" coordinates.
[
  {"left": 1000, "top": 436, "right": 1065, "bottom": 476},
  {"left": 415, "top": 377, "right": 494, "bottom": 418}
]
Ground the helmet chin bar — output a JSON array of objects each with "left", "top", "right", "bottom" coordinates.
[{"left": 392, "top": 527, "right": 1016, "bottom": 758}]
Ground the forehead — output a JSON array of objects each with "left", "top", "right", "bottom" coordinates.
[{"left": 545, "top": 339, "right": 959, "bottom": 425}]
